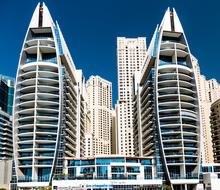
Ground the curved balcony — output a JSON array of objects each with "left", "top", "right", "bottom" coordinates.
[
  {"left": 39, "top": 46, "right": 56, "bottom": 54},
  {"left": 36, "top": 98, "right": 59, "bottom": 105},
  {"left": 179, "top": 80, "right": 195, "bottom": 88},
  {"left": 160, "top": 48, "right": 175, "bottom": 56},
  {"left": 24, "top": 46, "right": 38, "bottom": 54},
  {"left": 25, "top": 39, "right": 38, "bottom": 47},
  {"left": 176, "top": 49, "right": 189, "bottom": 57},
  {"left": 17, "top": 78, "right": 36, "bottom": 86},
  {"left": 36, "top": 106, "right": 59, "bottom": 113},
  {"left": 19, "top": 70, "right": 37, "bottom": 79}
]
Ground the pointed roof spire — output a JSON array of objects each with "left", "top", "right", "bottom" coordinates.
[
  {"left": 29, "top": 2, "right": 54, "bottom": 28},
  {"left": 159, "top": 7, "right": 184, "bottom": 33}
]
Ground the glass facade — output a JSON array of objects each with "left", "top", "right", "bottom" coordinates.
[{"left": 55, "top": 156, "right": 156, "bottom": 181}]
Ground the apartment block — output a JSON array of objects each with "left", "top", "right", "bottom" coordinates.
[
  {"left": 86, "top": 76, "right": 112, "bottom": 155},
  {"left": 13, "top": 3, "right": 85, "bottom": 188},
  {"left": 116, "top": 37, "right": 146, "bottom": 155},
  {"left": 133, "top": 8, "right": 201, "bottom": 190}
]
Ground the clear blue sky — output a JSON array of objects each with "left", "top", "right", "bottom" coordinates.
[{"left": 0, "top": 0, "right": 220, "bottom": 104}]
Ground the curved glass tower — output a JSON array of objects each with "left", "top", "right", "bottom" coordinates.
[
  {"left": 13, "top": 3, "right": 85, "bottom": 188},
  {"left": 133, "top": 8, "right": 201, "bottom": 190}
]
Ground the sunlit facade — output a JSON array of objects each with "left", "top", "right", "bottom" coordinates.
[
  {"left": 52, "top": 155, "right": 162, "bottom": 190},
  {"left": 116, "top": 37, "right": 146, "bottom": 156},
  {"left": 13, "top": 3, "right": 85, "bottom": 188},
  {"left": 133, "top": 8, "right": 201, "bottom": 190}
]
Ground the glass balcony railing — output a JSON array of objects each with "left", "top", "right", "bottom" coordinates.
[
  {"left": 19, "top": 161, "right": 32, "bottom": 165},
  {"left": 184, "top": 143, "right": 197, "bottom": 148},
  {"left": 18, "top": 145, "right": 33, "bottom": 149},
  {"left": 161, "top": 129, "right": 181, "bottom": 133},
  {"left": 37, "top": 90, "right": 59, "bottom": 95},
  {"left": 35, "top": 145, "right": 55, "bottom": 149},
  {"left": 35, "top": 153, "right": 54, "bottom": 157},
  {"left": 162, "top": 137, "right": 182, "bottom": 141},
  {"left": 165, "top": 152, "right": 183, "bottom": 156},
  {"left": 38, "top": 68, "right": 58, "bottom": 73},
  {"left": 178, "top": 62, "right": 187, "bottom": 66},
  {"left": 185, "top": 152, "right": 197, "bottom": 156},
  {"left": 19, "top": 137, "right": 33, "bottom": 142},
  {"left": 37, "top": 98, "right": 59, "bottom": 102},
  {"left": 18, "top": 176, "right": 50, "bottom": 182},
  {"left": 19, "top": 121, "right": 34, "bottom": 126},
  {"left": 161, "top": 40, "right": 181, "bottom": 44},
  {"left": 25, "top": 58, "right": 57, "bottom": 64},
  {"left": 183, "top": 129, "right": 196, "bottom": 133},
  {"left": 163, "top": 144, "right": 182, "bottom": 148},
  {"left": 159, "top": 61, "right": 176, "bottom": 66},
  {"left": 32, "top": 37, "right": 53, "bottom": 40},
  {"left": 185, "top": 159, "right": 197, "bottom": 163},
  {"left": 166, "top": 159, "right": 183, "bottom": 163},
  {"left": 35, "top": 137, "right": 56, "bottom": 141},
  {"left": 19, "top": 99, "right": 35, "bottom": 103},
  {"left": 159, "top": 106, "right": 179, "bottom": 110},
  {"left": 19, "top": 153, "right": 33, "bottom": 157},
  {"left": 39, "top": 58, "right": 57, "bottom": 64},
  {"left": 35, "top": 161, "right": 53, "bottom": 165},
  {"left": 36, "top": 105, "right": 59, "bottom": 109},
  {"left": 170, "top": 173, "right": 198, "bottom": 179},
  {"left": 36, "top": 129, "right": 57, "bottom": 133},
  {"left": 36, "top": 121, "right": 58, "bottom": 125},
  {"left": 160, "top": 121, "right": 181, "bottom": 126},
  {"left": 19, "top": 129, "right": 33, "bottom": 134},
  {"left": 26, "top": 58, "right": 37, "bottom": 63},
  {"left": 19, "top": 114, "right": 34, "bottom": 118}
]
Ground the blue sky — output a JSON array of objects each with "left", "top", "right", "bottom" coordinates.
[{"left": 0, "top": 0, "right": 220, "bottom": 104}]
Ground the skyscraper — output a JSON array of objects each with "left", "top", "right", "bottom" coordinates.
[
  {"left": 210, "top": 98, "right": 220, "bottom": 163},
  {"left": 116, "top": 37, "right": 146, "bottom": 155},
  {"left": 192, "top": 57, "right": 220, "bottom": 163},
  {"left": 133, "top": 8, "right": 201, "bottom": 189},
  {"left": 86, "top": 76, "right": 112, "bottom": 155},
  {"left": 13, "top": 3, "right": 85, "bottom": 188},
  {"left": 0, "top": 75, "right": 14, "bottom": 116},
  {"left": 0, "top": 75, "right": 14, "bottom": 160}
]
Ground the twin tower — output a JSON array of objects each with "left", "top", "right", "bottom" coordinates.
[{"left": 13, "top": 2, "right": 200, "bottom": 190}]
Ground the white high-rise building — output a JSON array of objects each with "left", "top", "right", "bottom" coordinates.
[
  {"left": 13, "top": 3, "right": 86, "bottom": 188},
  {"left": 192, "top": 57, "right": 220, "bottom": 163},
  {"left": 116, "top": 37, "right": 146, "bottom": 155},
  {"left": 86, "top": 76, "right": 112, "bottom": 155},
  {"left": 133, "top": 8, "right": 201, "bottom": 189}
]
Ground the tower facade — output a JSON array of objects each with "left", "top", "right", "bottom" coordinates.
[
  {"left": 0, "top": 75, "right": 14, "bottom": 160},
  {"left": 192, "top": 57, "right": 220, "bottom": 163},
  {"left": 117, "top": 37, "right": 146, "bottom": 155},
  {"left": 86, "top": 76, "right": 112, "bottom": 155},
  {"left": 13, "top": 3, "right": 85, "bottom": 188},
  {"left": 133, "top": 8, "right": 201, "bottom": 189},
  {"left": 210, "top": 98, "right": 220, "bottom": 163}
]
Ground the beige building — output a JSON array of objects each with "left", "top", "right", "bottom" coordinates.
[
  {"left": 192, "top": 56, "right": 220, "bottom": 163},
  {"left": 86, "top": 76, "right": 112, "bottom": 155},
  {"left": 84, "top": 88, "right": 93, "bottom": 157},
  {"left": 210, "top": 99, "right": 220, "bottom": 163},
  {"left": 116, "top": 37, "right": 146, "bottom": 155},
  {"left": 111, "top": 109, "right": 117, "bottom": 154},
  {"left": 0, "top": 159, "right": 12, "bottom": 190}
]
